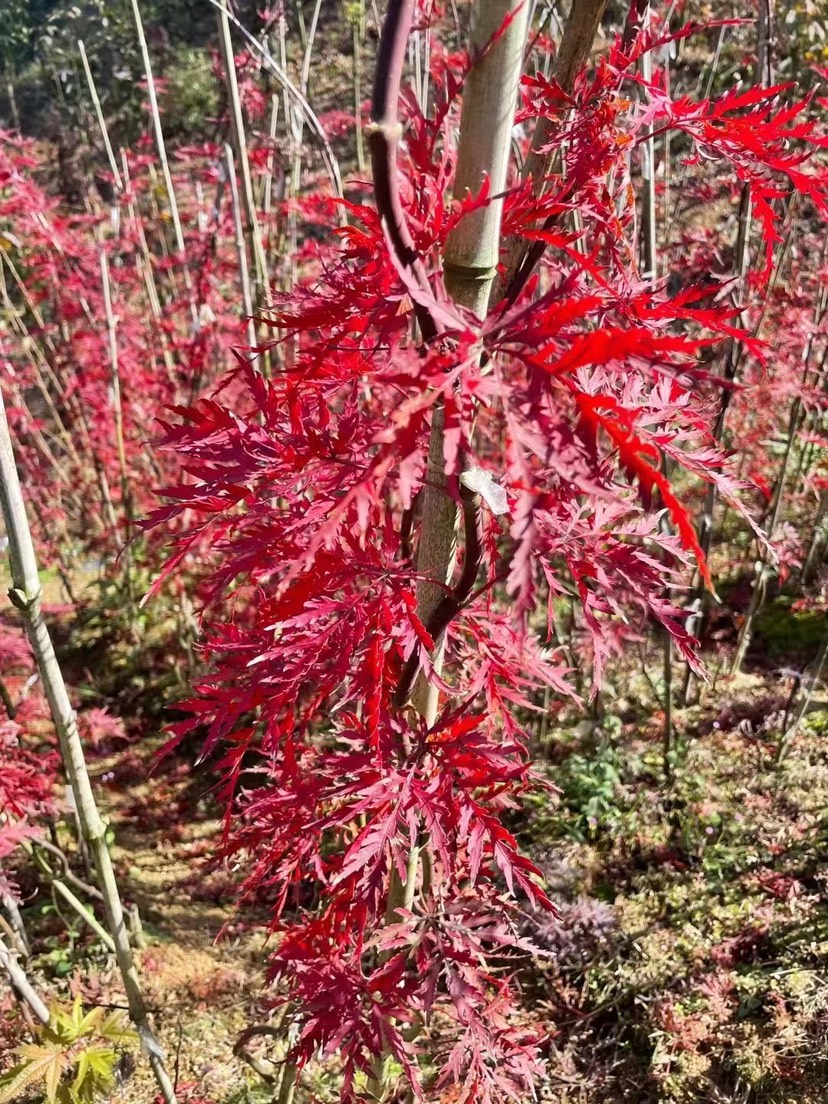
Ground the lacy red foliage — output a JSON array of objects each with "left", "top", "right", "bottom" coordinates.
[
  {"left": 143, "top": 12, "right": 828, "bottom": 1103},
  {"left": 0, "top": 132, "right": 248, "bottom": 572}
]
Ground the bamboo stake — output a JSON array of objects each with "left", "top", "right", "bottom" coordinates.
[
  {"left": 355, "top": 0, "right": 530, "bottom": 1093},
  {"left": 262, "top": 94, "right": 281, "bottom": 220},
  {"left": 224, "top": 144, "right": 258, "bottom": 350},
  {"left": 638, "top": 7, "right": 657, "bottom": 284},
  {"left": 216, "top": 0, "right": 270, "bottom": 301},
  {"left": 0, "top": 265, "right": 115, "bottom": 534},
  {"left": 413, "top": 0, "right": 532, "bottom": 724},
  {"left": 119, "top": 150, "right": 179, "bottom": 388},
  {"left": 130, "top": 0, "right": 183, "bottom": 253},
  {"left": 289, "top": 0, "right": 322, "bottom": 203},
  {"left": 99, "top": 250, "right": 132, "bottom": 530},
  {"left": 209, "top": 0, "right": 343, "bottom": 202},
  {"left": 351, "top": 0, "right": 367, "bottom": 174},
  {"left": 78, "top": 40, "right": 123, "bottom": 193},
  {"left": 129, "top": 0, "right": 196, "bottom": 326},
  {"left": 0, "top": 389, "right": 178, "bottom": 1104},
  {"left": 443, "top": 0, "right": 531, "bottom": 314}
]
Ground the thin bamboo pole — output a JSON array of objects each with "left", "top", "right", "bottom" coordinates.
[
  {"left": 129, "top": 0, "right": 196, "bottom": 327},
  {"left": 216, "top": 0, "right": 270, "bottom": 300},
  {"left": 412, "top": 0, "right": 531, "bottom": 724},
  {"left": 366, "top": 3, "right": 531, "bottom": 1099},
  {"left": 0, "top": 389, "right": 177, "bottom": 1104},
  {"left": 224, "top": 143, "right": 258, "bottom": 349},
  {"left": 78, "top": 40, "right": 123, "bottom": 193},
  {"left": 119, "top": 150, "right": 179, "bottom": 388},
  {"left": 351, "top": 0, "right": 367, "bottom": 173},
  {"left": 638, "top": 7, "right": 657, "bottom": 284},
  {"left": 209, "top": 0, "right": 343, "bottom": 202}
]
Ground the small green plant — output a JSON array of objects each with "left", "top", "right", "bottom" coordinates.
[
  {"left": 557, "top": 739, "right": 626, "bottom": 841},
  {"left": 0, "top": 998, "right": 137, "bottom": 1104},
  {"left": 161, "top": 47, "right": 220, "bottom": 141}
]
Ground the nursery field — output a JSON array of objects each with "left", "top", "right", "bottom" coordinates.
[{"left": 1, "top": 0, "right": 827, "bottom": 1103}]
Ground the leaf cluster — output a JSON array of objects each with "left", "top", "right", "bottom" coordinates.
[{"left": 0, "top": 997, "right": 136, "bottom": 1104}]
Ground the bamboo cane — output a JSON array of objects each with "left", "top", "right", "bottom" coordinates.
[
  {"left": 224, "top": 144, "right": 258, "bottom": 350},
  {"left": 216, "top": 0, "right": 270, "bottom": 301},
  {"left": 365, "top": 2, "right": 531, "bottom": 1098},
  {"left": 494, "top": 0, "right": 608, "bottom": 301},
  {"left": 78, "top": 40, "right": 123, "bottom": 193}
]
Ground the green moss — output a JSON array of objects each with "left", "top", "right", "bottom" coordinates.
[{"left": 753, "top": 596, "right": 826, "bottom": 661}]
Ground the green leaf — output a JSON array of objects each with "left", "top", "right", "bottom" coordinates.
[
  {"left": 97, "top": 1010, "right": 137, "bottom": 1047},
  {"left": 3, "top": 1043, "right": 67, "bottom": 1104},
  {"left": 72, "top": 1046, "right": 118, "bottom": 1102},
  {"left": 0, "top": 1061, "right": 51, "bottom": 1104}
]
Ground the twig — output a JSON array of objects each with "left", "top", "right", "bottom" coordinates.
[
  {"left": 1, "top": 893, "right": 30, "bottom": 957},
  {"left": 51, "top": 879, "right": 116, "bottom": 952},
  {"left": 0, "top": 933, "right": 49, "bottom": 1024}
]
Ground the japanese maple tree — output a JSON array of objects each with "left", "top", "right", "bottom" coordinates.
[{"left": 147, "top": 1, "right": 828, "bottom": 1101}]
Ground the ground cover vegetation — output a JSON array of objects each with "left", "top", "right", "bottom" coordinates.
[{"left": 0, "top": 0, "right": 828, "bottom": 1101}]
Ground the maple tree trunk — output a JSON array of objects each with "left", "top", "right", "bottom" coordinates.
[{"left": 0, "top": 390, "right": 178, "bottom": 1104}]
